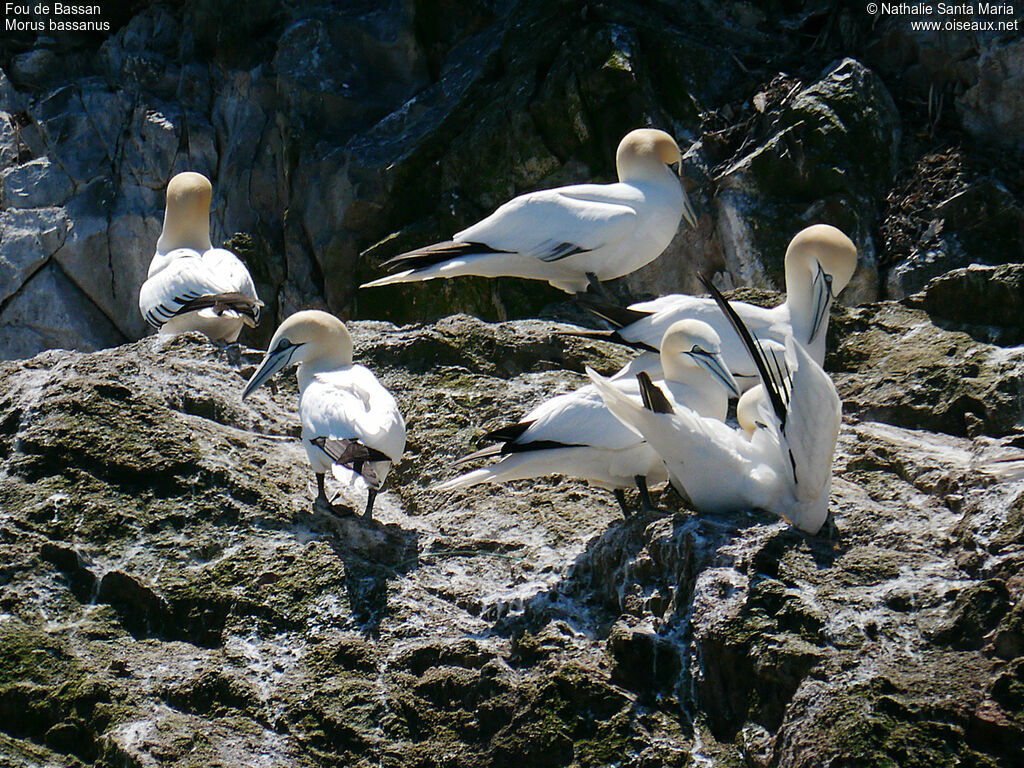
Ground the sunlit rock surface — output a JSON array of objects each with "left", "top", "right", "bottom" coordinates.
[{"left": 0, "top": 310, "right": 1021, "bottom": 766}]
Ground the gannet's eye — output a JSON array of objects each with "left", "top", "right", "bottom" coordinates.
[
  {"left": 275, "top": 339, "right": 293, "bottom": 353},
  {"left": 689, "top": 345, "right": 706, "bottom": 355}
]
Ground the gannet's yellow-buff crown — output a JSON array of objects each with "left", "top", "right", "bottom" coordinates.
[
  {"left": 616, "top": 129, "right": 682, "bottom": 181},
  {"left": 660, "top": 319, "right": 722, "bottom": 356},
  {"left": 270, "top": 309, "right": 354, "bottom": 368},
  {"left": 159, "top": 171, "right": 214, "bottom": 254},
  {"left": 787, "top": 224, "right": 858, "bottom": 293}
]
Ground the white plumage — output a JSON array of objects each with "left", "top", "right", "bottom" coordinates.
[
  {"left": 588, "top": 281, "right": 842, "bottom": 534},
  {"left": 139, "top": 172, "right": 261, "bottom": 342},
  {"left": 242, "top": 310, "right": 405, "bottom": 519},
  {"left": 436, "top": 320, "right": 740, "bottom": 515},
  {"left": 360, "top": 129, "right": 696, "bottom": 294},
  {"left": 580, "top": 224, "right": 857, "bottom": 389}
]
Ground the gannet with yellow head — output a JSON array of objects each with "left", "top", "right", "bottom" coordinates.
[
  {"left": 360, "top": 128, "right": 698, "bottom": 295},
  {"left": 139, "top": 171, "right": 262, "bottom": 342},
  {"left": 588, "top": 277, "right": 842, "bottom": 535},
  {"left": 436, "top": 319, "right": 739, "bottom": 516},
  {"left": 578, "top": 224, "right": 858, "bottom": 390},
  {"left": 242, "top": 310, "right": 406, "bottom": 519}
]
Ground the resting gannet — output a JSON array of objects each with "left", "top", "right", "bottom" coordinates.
[
  {"left": 436, "top": 320, "right": 739, "bottom": 515},
  {"left": 242, "top": 310, "right": 406, "bottom": 519},
  {"left": 139, "top": 172, "right": 262, "bottom": 342},
  {"left": 360, "top": 129, "right": 698, "bottom": 295},
  {"left": 588, "top": 277, "right": 842, "bottom": 535},
  {"left": 576, "top": 224, "right": 856, "bottom": 389}
]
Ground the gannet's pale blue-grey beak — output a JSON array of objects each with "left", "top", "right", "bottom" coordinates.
[
  {"left": 690, "top": 349, "right": 742, "bottom": 399},
  {"left": 681, "top": 192, "right": 698, "bottom": 230},
  {"left": 242, "top": 341, "right": 300, "bottom": 400},
  {"left": 808, "top": 261, "right": 835, "bottom": 344}
]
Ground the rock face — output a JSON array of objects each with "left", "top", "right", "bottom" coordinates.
[
  {"left": 0, "top": 1, "right": 1021, "bottom": 360},
  {"left": 0, "top": 311, "right": 1022, "bottom": 767}
]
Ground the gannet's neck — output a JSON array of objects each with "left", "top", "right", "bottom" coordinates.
[
  {"left": 295, "top": 334, "right": 355, "bottom": 392},
  {"left": 784, "top": 253, "right": 824, "bottom": 345}
]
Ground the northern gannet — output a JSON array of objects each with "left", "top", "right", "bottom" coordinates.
[
  {"left": 436, "top": 320, "right": 739, "bottom": 515},
  {"left": 139, "top": 172, "right": 262, "bottom": 342},
  {"left": 242, "top": 310, "right": 406, "bottom": 519},
  {"left": 360, "top": 129, "right": 698, "bottom": 295},
  {"left": 576, "top": 224, "right": 857, "bottom": 389},
  {"left": 588, "top": 277, "right": 842, "bottom": 535}
]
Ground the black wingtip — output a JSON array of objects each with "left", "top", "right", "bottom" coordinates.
[
  {"left": 575, "top": 296, "right": 652, "bottom": 330},
  {"left": 636, "top": 371, "right": 675, "bottom": 414},
  {"left": 697, "top": 272, "right": 788, "bottom": 426},
  {"left": 556, "top": 329, "right": 658, "bottom": 353}
]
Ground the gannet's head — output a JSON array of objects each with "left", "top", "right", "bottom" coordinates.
[
  {"left": 615, "top": 129, "right": 697, "bottom": 228},
  {"left": 659, "top": 319, "right": 740, "bottom": 398},
  {"left": 242, "top": 310, "right": 354, "bottom": 400},
  {"left": 784, "top": 224, "right": 858, "bottom": 344},
  {"left": 736, "top": 385, "right": 763, "bottom": 437},
  {"left": 159, "top": 172, "right": 214, "bottom": 254}
]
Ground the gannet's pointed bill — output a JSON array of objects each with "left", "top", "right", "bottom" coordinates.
[
  {"left": 808, "top": 261, "right": 834, "bottom": 344},
  {"left": 688, "top": 347, "right": 740, "bottom": 398},
  {"left": 681, "top": 190, "right": 698, "bottom": 230},
  {"left": 242, "top": 339, "right": 301, "bottom": 400}
]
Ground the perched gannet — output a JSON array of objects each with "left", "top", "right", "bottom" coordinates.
[
  {"left": 360, "top": 129, "right": 697, "bottom": 295},
  {"left": 242, "top": 310, "right": 406, "bottom": 519},
  {"left": 588, "top": 277, "right": 842, "bottom": 535},
  {"left": 575, "top": 224, "right": 857, "bottom": 389},
  {"left": 139, "top": 172, "right": 262, "bottom": 342},
  {"left": 436, "top": 320, "right": 739, "bottom": 515}
]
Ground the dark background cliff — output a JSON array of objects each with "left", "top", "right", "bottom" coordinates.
[{"left": 0, "top": 0, "right": 1022, "bottom": 359}]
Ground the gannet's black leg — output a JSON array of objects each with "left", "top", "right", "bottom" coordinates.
[
  {"left": 635, "top": 475, "right": 657, "bottom": 512},
  {"left": 613, "top": 488, "right": 631, "bottom": 518},
  {"left": 585, "top": 271, "right": 613, "bottom": 302},
  {"left": 364, "top": 489, "right": 378, "bottom": 519},
  {"left": 314, "top": 473, "right": 332, "bottom": 514},
  {"left": 820, "top": 510, "right": 839, "bottom": 541}
]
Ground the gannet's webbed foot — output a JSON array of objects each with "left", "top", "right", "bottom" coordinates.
[
  {"left": 635, "top": 475, "right": 657, "bottom": 512},
  {"left": 364, "top": 489, "right": 378, "bottom": 520},
  {"left": 313, "top": 473, "right": 333, "bottom": 515},
  {"left": 222, "top": 341, "right": 243, "bottom": 368},
  {"left": 613, "top": 488, "right": 631, "bottom": 518}
]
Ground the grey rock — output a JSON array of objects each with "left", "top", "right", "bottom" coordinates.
[
  {"left": 959, "top": 39, "right": 1024, "bottom": 151},
  {"left": 906, "top": 263, "right": 1024, "bottom": 346},
  {"left": 0, "top": 206, "right": 68, "bottom": 303},
  {"left": 886, "top": 180, "right": 1024, "bottom": 299},
  {"left": 0, "top": 262, "right": 125, "bottom": 360},
  {"left": 0, "top": 112, "right": 22, "bottom": 169},
  {"left": 0, "top": 157, "right": 74, "bottom": 209}
]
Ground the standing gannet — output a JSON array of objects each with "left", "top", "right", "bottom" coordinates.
[
  {"left": 360, "top": 129, "right": 698, "bottom": 295},
  {"left": 436, "top": 320, "right": 739, "bottom": 515},
  {"left": 241, "top": 310, "right": 406, "bottom": 519},
  {"left": 139, "top": 172, "right": 262, "bottom": 342},
  {"left": 588, "top": 277, "right": 842, "bottom": 535},
  {"left": 575, "top": 224, "right": 857, "bottom": 389}
]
